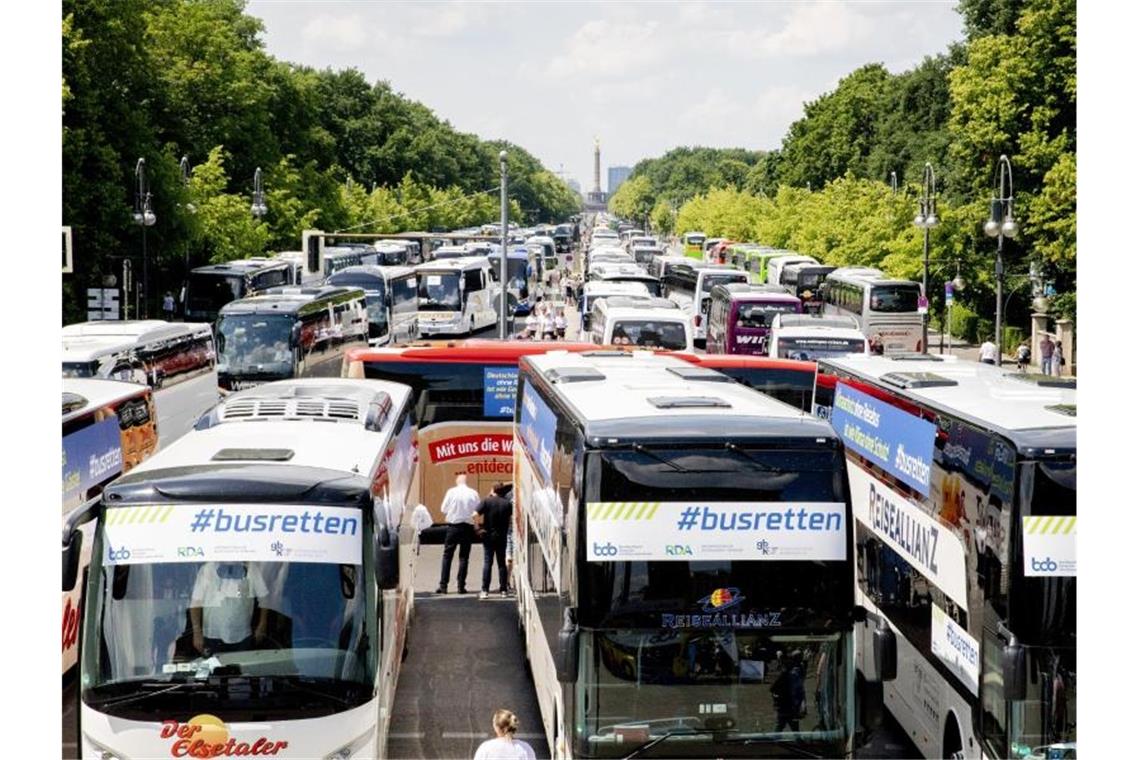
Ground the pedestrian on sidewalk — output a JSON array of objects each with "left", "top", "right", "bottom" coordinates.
[
  {"left": 1016, "top": 341, "right": 1031, "bottom": 372},
  {"left": 541, "top": 308, "right": 556, "bottom": 341},
  {"left": 523, "top": 310, "right": 538, "bottom": 340},
  {"left": 979, "top": 337, "right": 998, "bottom": 365},
  {"left": 554, "top": 308, "right": 567, "bottom": 339},
  {"left": 1054, "top": 340, "right": 1065, "bottom": 376},
  {"left": 435, "top": 473, "right": 481, "bottom": 594},
  {"left": 1039, "top": 335, "right": 1055, "bottom": 375},
  {"left": 473, "top": 709, "right": 537, "bottom": 760},
  {"left": 476, "top": 483, "right": 512, "bottom": 599},
  {"left": 162, "top": 291, "right": 176, "bottom": 321}
]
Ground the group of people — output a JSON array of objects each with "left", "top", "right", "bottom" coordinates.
[
  {"left": 981, "top": 334, "right": 1066, "bottom": 374},
  {"left": 520, "top": 305, "right": 567, "bottom": 341},
  {"left": 436, "top": 474, "right": 514, "bottom": 599}
]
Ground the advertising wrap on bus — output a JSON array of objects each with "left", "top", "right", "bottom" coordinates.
[
  {"left": 483, "top": 367, "right": 517, "bottom": 418},
  {"left": 63, "top": 417, "right": 123, "bottom": 504},
  {"left": 101, "top": 504, "right": 363, "bottom": 566},
  {"left": 830, "top": 382, "right": 936, "bottom": 497},
  {"left": 585, "top": 501, "right": 847, "bottom": 562},
  {"left": 1022, "top": 515, "right": 1077, "bottom": 577},
  {"left": 930, "top": 603, "right": 980, "bottom": 696},
  {"left": 519, "top": 379, "right": 556, "bottom": 484},
  {"left": 847, "top": 462, "right": 968, "bottom": 609}
]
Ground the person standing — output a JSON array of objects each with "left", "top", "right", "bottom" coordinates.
[
  {"left": 523, "top": 310, "right": 539, "bottom": 340},
  {"left": 1053, "top": 339, "right": 1065, "bottom": 376},
  {"left": 542, "top": 308, "right": 556, "bottom": 341},
  {"left": 771, "top": 650, "right": 806, "bottom": 733},
  {"left": 436, "top": 473, "right": 481, "bottom": 594},
  {"left": 162, "top": 291, "right": 176, "bottom": 321},
  {"left": 1016, "top": 340, "right": 1032, "bottom": 372},
  {"left": 476, "top": 483, "right": 513, "bottom": 599},
  {"left": 554, "top": 309, "right": 567, "bottom": 339},
  {"left": 1039, "top": 335, "right": 1055, "bottom": 375},
  {"left": 473, "top": 709, "right": 537, "bottom": 760},
  {"left": 978, "top": 337, "right": 998, "bottom": 365}
]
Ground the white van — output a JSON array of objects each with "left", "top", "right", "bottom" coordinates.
[
  {"left": 589, "top": 297, "right": 692, "bottom": 351},
  {"left": 765, "top": 313, "right": 869, "bottom": 361},
  {"left": 415, "top": 256, "right": 500, "bottom": 336}
]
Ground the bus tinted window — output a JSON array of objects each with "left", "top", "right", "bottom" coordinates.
[
  {"left": 187, "top": 273, "right": 242, "bottom": 315},
  {"left": 701, "top": 272, "right": 746, "bottom": 292},
  {"left": 738, "top": 302, "right": 798, "bottom": 329},
  {"left": 869, "top": 284, "right": 920, "bottom": 312},
  {"left": 610, "top": 320, "right": 687, "bottom": 350},
  {"left": 419, "top": 273, "right": 462, "bottom": 311},
  {"left": 717, "top": 366, "right": 815, "bottom": 413},
  {"left": 362, "top": 361, "right": 502, "bottom": 426},
  {"left": 390, "top": 276, "right": 418, "bottom": 314}
]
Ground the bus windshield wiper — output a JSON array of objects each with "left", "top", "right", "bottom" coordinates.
[
  {"left": 621, "top": 728, "right": 726, "bottom": 759},
  {"left": 631, "top": 444, "right": 689, "bottom": 472},
  {"left": 86, "top": 679, "right": 214, "bottom": 711},
  {"left": 723, "top": 442, "right": 780, "bottom": 472}
]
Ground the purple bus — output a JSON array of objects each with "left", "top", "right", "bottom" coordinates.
[{"left": 705, "top": 282, "right": 802, "bottom": 355}]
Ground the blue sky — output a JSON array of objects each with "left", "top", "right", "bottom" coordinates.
[{"left": 246, "top": 1, "right": 965, "bottom": 191}]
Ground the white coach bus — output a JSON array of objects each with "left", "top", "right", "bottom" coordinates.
[
  {"left": 67, "top": 378, "right": 418, "bottom": 759},
  {"left": 821, "top": 268, "right": 926, "bottom": 354},
  {"left": 813, "top": 355, "right": 1076, "bottom": 759},
  {"left": 512, "top": 350, "right": 896, "bottom": 759}
]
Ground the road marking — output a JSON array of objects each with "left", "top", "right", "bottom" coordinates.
[{"left": 388, "top": 732, "right": 426, "bottom": 739}]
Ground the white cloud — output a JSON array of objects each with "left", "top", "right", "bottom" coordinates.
[
  {"left": 301, "top": 13, "right": 369, "bottom": 53},
  {"left": 410, "top": 2, "right": 493, "bottom": 38},
  {"left": 546, "top": 20, "right": 668, "bottom": 78},
  {"left": 727, "top": 2, "right": 875, "bottom": 59}
]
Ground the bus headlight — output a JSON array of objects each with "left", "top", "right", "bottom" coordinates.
[
  {"left": 83, "top": 733, "right": 126, "bottom": 760},
  {"left": 324, "top": 727, "right": 374, "bottom": 759}
]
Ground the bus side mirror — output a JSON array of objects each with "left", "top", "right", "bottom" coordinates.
[
  {"left": 63, "top": 529, "right": 82, "bottom": 592},
  {"left": 556, "top": 609, "right": 579, "bottom": 683},
  {"left": 873, "top": 625, "right": 898, "bottom": 682},
  {"left": 376, "top": 526, "right": 400, "bottom": 590},
  {"left": 289, "top": 322, "right": 302, "bottom": 348},
  {"left": 1003, "top": 643, "right": 1027, "bottom": 701}
]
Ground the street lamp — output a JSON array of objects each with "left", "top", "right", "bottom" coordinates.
[
  {"left": 251, "top": 167, "right": 267, "bottom": 218},
  {"left": 890, "top": 170, "right": 898, "bottom": 194},
  {"left": 132, "top": 158, "right": 156, "bottom": 319},
  {"left": 498, "top": 150, "right": 509, "bottom": 340},
  {"left": 983, "top": 155, "right": 1018, "bottom": 366},
  {"left": 914, "top": 162, "right": 938, "bottom": 352},
  {"left": 179, "top": 156, "right": 195, "bottom": 313}
]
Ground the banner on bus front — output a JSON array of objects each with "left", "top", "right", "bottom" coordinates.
[
  {"left": 101, "top": 504, "right": 363, "bottom": 566},
  {"left": 585, "top": 501, "right": 846, "bottom": 562}
]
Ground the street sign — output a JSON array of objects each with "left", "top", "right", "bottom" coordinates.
[
  {"left": 917, "top": 295, "right": 929, "bottom": 314},
  {"left": 87, "top": 288, "right": 120, "bottom": 321},
  {"left": 944, "top": 281, "right": 954, "bottom": 303}
]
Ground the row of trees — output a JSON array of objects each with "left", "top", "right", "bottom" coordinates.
[
  {"left": 63, "top": 0, "right": 579, "bottom": 322},
  {"left": 612, "top": 0, "right": 1075, "bottom": 330}
]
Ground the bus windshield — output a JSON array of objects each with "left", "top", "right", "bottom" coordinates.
[
  {"left": 216, "top": 314, "right": 294, "bottom": 374},
  {"left": 378, "top": 248, "right": 407, "bottom": 265},
  {"left": 737, "top": 302, "right": 798, "bottom": 330},
  {"left": 506, "top": 258, "right": 529, "bottom": 289},
  {"left": 63, "top": 361, "right": 100, "bottom": 378},
  {"left": 869, "top": 284, "right": 920, "bottom": 312},
  {"left": 701, "top": 273, "right": 748, "bottom": 292},
  {"left": 610, "top": 320, "right": 687, "bottom": 350},
  {"left": 777, "top": 337, "right": 865, "bottom": 361},
  {"left": 188, "top": 273, "right": 243, "bottom": 316},
  {"left": 577, "top": 446, "right": 851, "bottom": 756},
  {"left": 418, "top": 272, "right": 462, "bottom": 312},
  {"left": 82, "top": 538, "right": 376, "bottom": 721}
]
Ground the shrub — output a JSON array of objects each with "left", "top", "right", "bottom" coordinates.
[{"left": 948, "top": 303, "right": 978, "bottom": 342}]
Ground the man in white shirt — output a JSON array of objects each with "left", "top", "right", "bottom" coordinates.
[
  {"left": 190, "top": 561, "right": 271, "bottom": 654},
  {"left": 979, "top": 338, "right": 998, "bottom": 365},
  {"left": 436, "top": 474, "right": 482, "bottom": 593}
]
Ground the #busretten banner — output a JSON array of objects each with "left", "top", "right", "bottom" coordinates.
[{"left": 586, "top": 501, "right": 847, "bottom": 562}]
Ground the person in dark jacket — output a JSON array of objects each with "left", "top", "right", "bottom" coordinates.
[
  {"left": 476, "top": 483, "right": 513, "bottom": 599},
  {"left": 771, "top": 650, "right": 806, "bottom": 732}
]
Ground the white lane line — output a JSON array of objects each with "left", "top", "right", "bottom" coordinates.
[{"left": 387, "top": 732, "right": 426, "bottom": 739}]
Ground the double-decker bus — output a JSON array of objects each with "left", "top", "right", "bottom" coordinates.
[
  {"left": 821, "top": 268, "right": 926, "bottom": 354},
  {"left": 216, "top": 286, "right": 369, "bottom": 393},
  {"left": 62, "top": 379, "right": 159, "bottom": 675},
  {"left": 813, "top": 354, "right": 1076, "bottom": 759},
  {"left": 513, "top": 350, "right": 895, "bottom": 758},
  {"left": 68, "top": 378, "right": 417, "bottom": 759}
]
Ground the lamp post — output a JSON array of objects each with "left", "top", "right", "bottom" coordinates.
[
  {"left": 132, "top": 158, "right": 156, "bottom": 319},
  {"left": 939, "top": 261, "right": 966, "bottom": 354},
  {"left": 890, "top": 170, "right": 898, "bottom": 194},
  {"left": 914, "top": 162, "right": 938, "bottom": 352},
  {"left": 179, "top": 156, "right": 195, "bottom": 316},
  {"left": 498, "top": 150, "right": 509, "bottom": 340},
  {"left": 983, "top": 155, "right": 1018, "bottom": 366},
  {"left": 251, "top": 167, "right": 267, "bottom": 219}
]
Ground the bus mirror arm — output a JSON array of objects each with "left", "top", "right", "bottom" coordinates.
[
  {"left": 376, "top": 525, "right": 400, "bottom": 590},
  {"left": 855, "top": 606, "right": 898, "bottom": 683},
  {"left": 555, "top": 607, "right": 579, "bottom": 683},
  {"left": 1001, "top": 628, "right": 1027, "bottom": 702},
  {"left": 62, "top": 495, "right": 100, "bottom": 592}
]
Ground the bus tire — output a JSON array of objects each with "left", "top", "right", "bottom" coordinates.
[{"left": 943, "top": 714, "right": 963, "bottom": 759}]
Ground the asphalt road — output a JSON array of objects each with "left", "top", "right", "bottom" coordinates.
[{"left": 153, "top": 372, "right": 219, "bottom": 449}]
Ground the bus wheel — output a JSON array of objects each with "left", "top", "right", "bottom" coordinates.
[{"left": 943, "top": 715, "right": 964, "bottom": 759}]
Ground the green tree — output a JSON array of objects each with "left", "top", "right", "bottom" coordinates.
[{"left": 189, "top": 147, "right": 270, "bottom": 262}]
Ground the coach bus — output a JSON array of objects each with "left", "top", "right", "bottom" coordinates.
[
  {"left": 326, "top": 265, "right": 420, "bottom": 346},
  {"left": 821, "top": 268, "right": 926, "bottom": 354},
  {"left": 69, "top": 378, "right": 417, "bottom": 759},
  {"left": 342, "top": 341, "right": 595, "bottom": 526},
  {"left": 62, "top": 320, "right": 216, "bottom": 390},
  {"left": 216, "top": 286, "right": 369, "bottom": 393},
  {"left": 681, "top": 353, "right": 817, "bottom": 414},
  {"left": 185, "top": 259, "right": 296, "bottom": 322},
  {"left": 513, "top": 350, "right": 896, "bottom": 759},
  {"left": 813, "top": 354, "right": 1076, "bottom": 759},
  {"left": 681, "top": 231, "right": 706, "bottom": 257},
  {"left": 663, "top": 262, "right": 750, "bottom": 345},
  {"left": 415, "top": 256, "right": 500, "bottom": 336},
  {"left": 705, "top": 283, "right": 802, "bottom": 356},
  {"left": 62, "top": 379, "right": 159, "bottom": 675}
]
